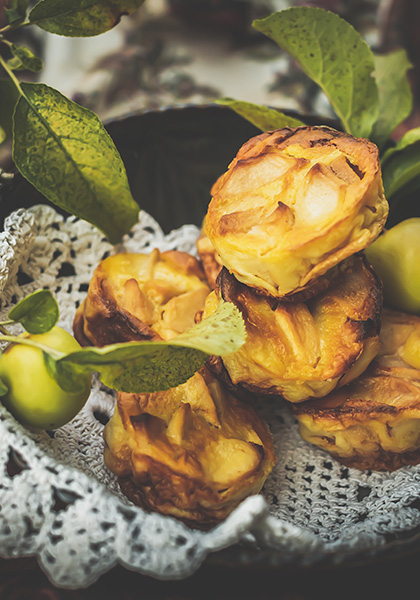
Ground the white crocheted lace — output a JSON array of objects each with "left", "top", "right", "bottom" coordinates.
[{"left": 0, "top": 205, "right": 420, "bottom": 589}]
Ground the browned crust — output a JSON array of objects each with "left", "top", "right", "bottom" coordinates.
[
  {"left": 73, "top": 250, "right": 209, "bottom": 348},
  {"left": 203, "top": 355, "right": 280, "bottom": 409},
  {"left": 206, "top": 254, "right": 382, "bottom": 398},
  {"left": 232, "top": 252, "right": 382, "bottom": 333},
  {"left": 195, "top": 231, "right": 222, "bottom": 290},
  {"left": 73, "top": 281, "right": 160, "bottom": 348},
  {"left": 119, "top": 405, "right": 270, "bottom": 529},
  {"left": 205, "top": 353, "right": 285, "bottom": 399},
  {"left": 292, "top": 390, "right": 405, "bottom": 421},
  {"left": 211, "top": 126, "right": 381, "bottom": 199},
  {"left": 291, "top": 366, "right": 420, "bottom": 425},
  {"left": 117, "top": 474, "right": 223, "bottom": 531},
  {"left": 337, "top": 448, "right": 420, "bottom": 471},
  {"left": 72, "top": 303, "right": 93, "bottom": 348},
  {"left": 199, "top": 253, "right": 359, "bottom": 303}
]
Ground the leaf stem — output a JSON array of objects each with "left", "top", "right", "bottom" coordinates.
[
  {"left": 0, "top": 52, "right": 23, "bottom": 95},
  {"left": 0, "top": 334, "right": 65, "bottom": 359},
  {"left": 0, "top": 20, "right": 30, "bottom": 35},
  {"left": 0, "top": 320, "right": 15, "bottom": 328}
]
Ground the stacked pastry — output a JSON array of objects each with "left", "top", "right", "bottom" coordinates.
[
  {"left": 199, "top": 126, "right": 387, "bottom": 404},
  {"left": 196, "top": 125, "right": 418, "bottom": 471},
  {"left": 291, "top": 309, "right": 420, "bottom": 470},
  {"left": 74, "top": 124, "right": 420, "bottom": 530},
  {"left": 74, "top": 248, "right": 275, "bottom": 528}
]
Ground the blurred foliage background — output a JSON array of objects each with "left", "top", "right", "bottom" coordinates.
[{"left": 1, "top": 0, "right": 419, "bottom": 164}]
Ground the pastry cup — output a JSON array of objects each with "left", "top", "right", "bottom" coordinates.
[
  {"left": 205, "top": 126, "right": 388, "bottom": 298},
  {"left": 73, "top": 248, "right": 210, "bottom": 346},
  {"left": 196, "top": 226, "right": 223, "bottom": 290},
  {"left": 103, "top": 366, "right": 276, "bottom": 528},
  {"left": 202, "top": 253, "right": 382, "bottom": 403},
  {"left": 292, "top": 310, "right": 420, "bottom": 471},
  {"left": 75, "top": 246, "right": 275, "bottom": 526}
]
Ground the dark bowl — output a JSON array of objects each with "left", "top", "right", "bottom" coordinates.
[
  {"left": 0, "top": 103, "right": 344, "bottom": 233},
  {"left": 0, "top": 104, "right": 259, "bottom": 232}
]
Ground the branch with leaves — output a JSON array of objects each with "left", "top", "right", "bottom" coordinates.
[
  {"left": 1, "top": 289, "right": 245, "bottom": 393},
  {"left": 0, "top": 0, "right": 146, "bottom": 244},
  {"left": 218, "top": 7, "right": 420, "bottom": 219}
]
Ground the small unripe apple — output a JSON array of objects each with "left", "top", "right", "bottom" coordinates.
[
  {"left": 365, "top": 218, "right": 420, "bottom": 315},
  {"left": 0, "top": 326, "right": 91, "bottom": 429}
]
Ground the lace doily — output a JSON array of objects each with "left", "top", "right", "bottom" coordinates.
[{"left": 1, "top": 204, "right": 420, "bottom": 589}]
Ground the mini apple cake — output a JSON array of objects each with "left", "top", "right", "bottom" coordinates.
[
  {"left": 201, "top": 253, "right": 382, "bottom": 403},
  {"left": 292, "top": 309, "right": 420, "bottom": 470},
  {"left": 195, "top": 225, "right": 222, "bottom": 290},
  {"left": 103, "top": 366, "right": 276, "bottom": 528},
  {"left": 73, "top": 249, "right": 211, "bottom": 346},
  {"left": 205, "top": 126, "right": 388, "bottom": 298}
]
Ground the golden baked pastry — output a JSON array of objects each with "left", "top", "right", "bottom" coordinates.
[
  {"left": 73, "top": 249, "right": 210, "bottom": 346},
  {"left": 202, "top": 253, "right": 382, "bottom": 403},
  {"left": 292, "top": 309, "right": 420, "bottom": 471},
  {"left": 196, "top": 224, "right": 222, "bottom": 290},
  {"left": 197, "top": 219, "right": 357, "bottom": 302},
  {"left": 103, "top": 366, "right": 276, "bottom": 528},
  {"left": 205, "top": 126, "right": 388, "bottom": 298}
]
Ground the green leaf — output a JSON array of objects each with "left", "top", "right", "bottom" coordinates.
[
  {"left": 4, "top": 0, "right": 30, "bottom": 25},
  {"left": 13, "top": 83, "right": 139, "bottom": 244},
  {"left": 10, "top": 44, "right": 44, "bottom": 73},
  {"left": 382, "top": 126, "right": 420, "bottom": 163},
  {"left": 54, "top": 300, "right": 246, "bottom": 393},
  {"left": 370, "top": 49, "right": 413, "bottom": 150},
  {"left": 43, "top": 352, "right": 88, "bottom": 393},
  {"left": 216, "top": 98, "right": 305, "bottom": 132},
  {"left": 168, "top": 299, "right": 246, "bottom": 356},
  {"left": 29, "top": 0, "right": 146, "bottom": 37},
  {"left": 0, "top": 125, "right": 6, "bottom": 145},
  {"left": 8, "top": 289, "right": 59, "bottom": 334},
  {"left": 381, "top": 126, "right": 420, "bottom": 199},
  {"left": 65, "top": 345, "right": 209, "bottom": 394},
  {"left": 0, "top": 378, "right": 9, "bottom": 397},
  {"left": 382, "top": 139, "right": 420, "bottom": 198},
  {"left": 253, "top": 7, "right": 379, "bottom": 138},
  {"left": 7, "top": 56, "right": 26, "bottom": 71}
]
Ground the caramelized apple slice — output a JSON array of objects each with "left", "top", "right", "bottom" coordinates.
[{"left": 73, "top": 249, "right": 210, "bottom": 346}]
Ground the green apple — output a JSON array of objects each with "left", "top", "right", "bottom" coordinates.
[
  {"left": 0, "top": 326, "right": 91, "bottom": 430},
  {"left": 365, "top": 218, "right": 420, "bottom": 315}
]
